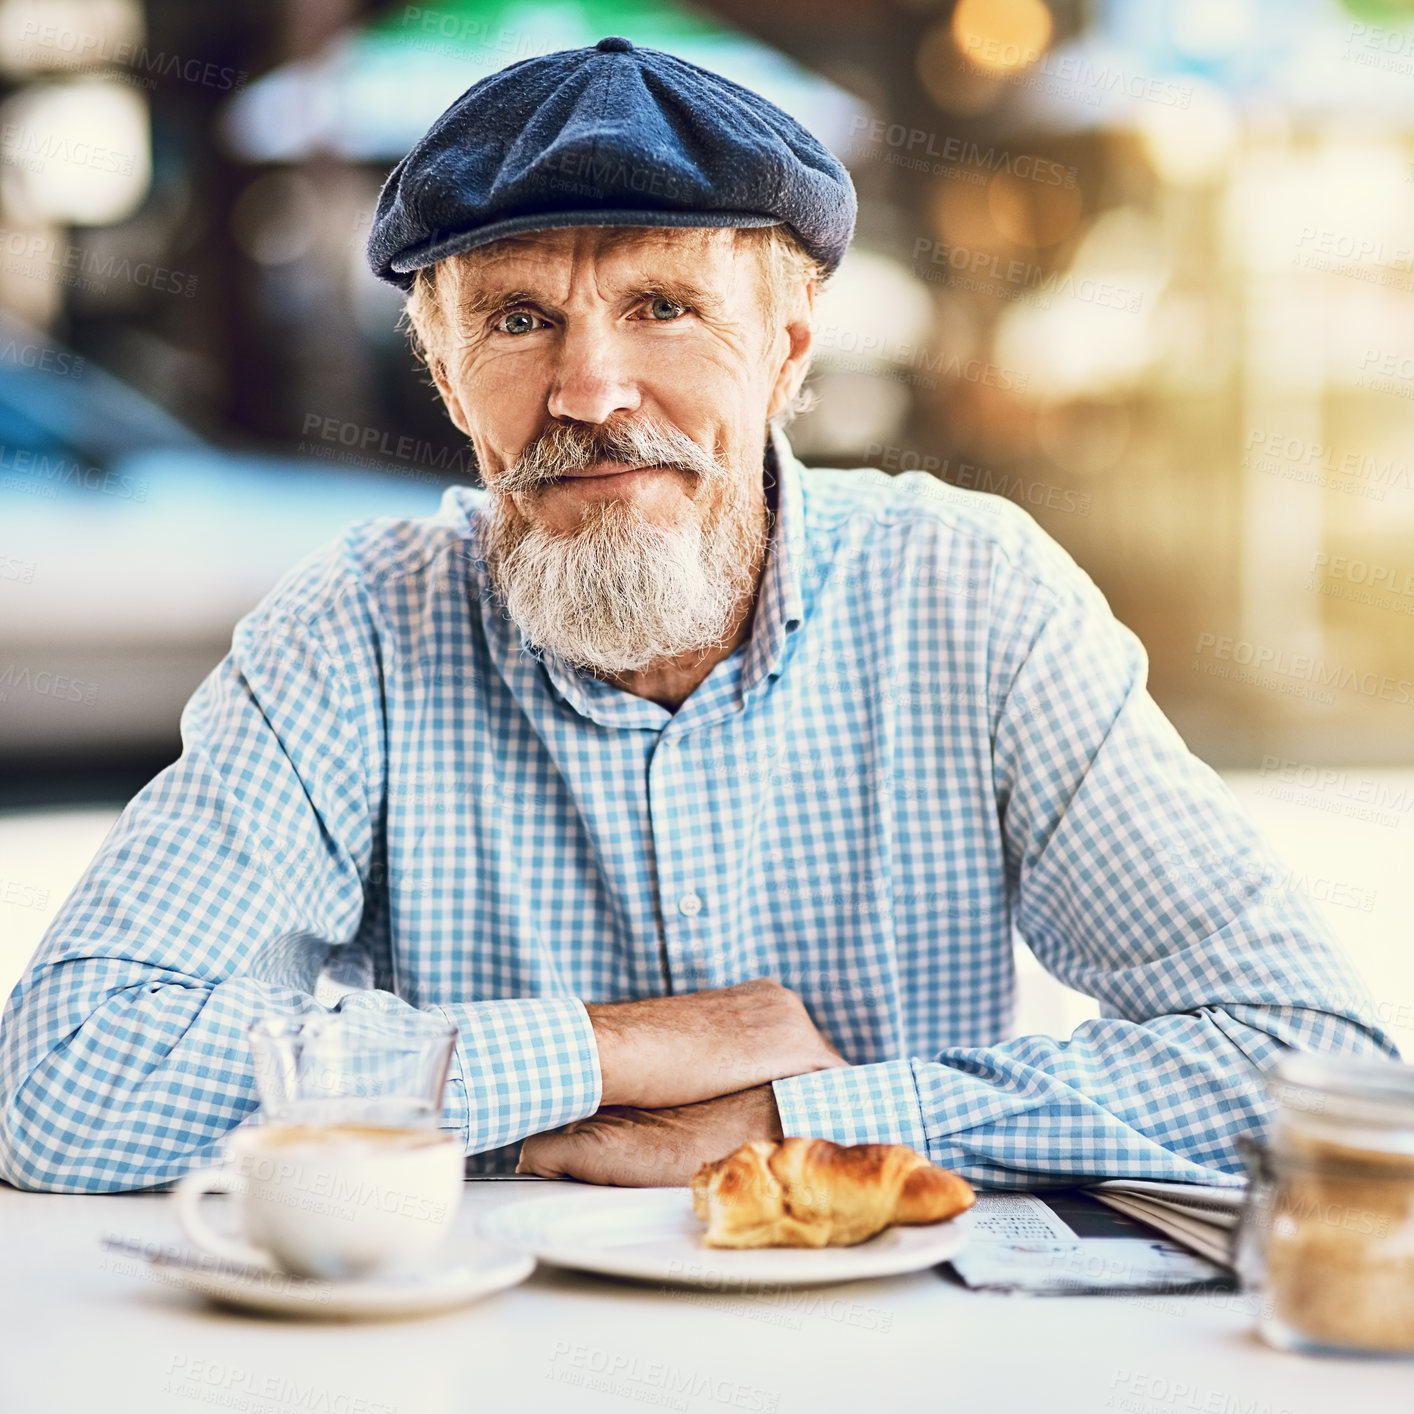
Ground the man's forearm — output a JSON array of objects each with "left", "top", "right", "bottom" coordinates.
[
  {"left": 584, "top": 978, "right": 847, "bottom": 1109},
  {"left": 517, "top": 1084, "right": 785, "bottom": 1185}
]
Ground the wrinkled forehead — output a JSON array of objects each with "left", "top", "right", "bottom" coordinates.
[
  {"left": 462, "top": 223, "right": 732, "bottom": 267},
  {"left": 439, "top": 224, "right": 751, "bottom": 301}
]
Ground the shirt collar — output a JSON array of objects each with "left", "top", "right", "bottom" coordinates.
[
  {"left": 470, "top": 424, "right": 807, "bottom": 725},
  {"left": 739, "top": 422, "right": 806, "bottom": 695}
]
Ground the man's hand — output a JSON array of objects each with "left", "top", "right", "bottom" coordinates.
[
  {"left": 516, "top": 1084, "right": 785, "bottom": 1186},
  {"left": 586, "top": 976, "right": 846, "bottom": 1110}
]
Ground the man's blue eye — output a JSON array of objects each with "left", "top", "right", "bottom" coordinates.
[
  {"left": 500, "top": 311, "right": 538, "bottom": 335},
  {"left": 647, "top": 297, "right": 685, "bottom": 321}
]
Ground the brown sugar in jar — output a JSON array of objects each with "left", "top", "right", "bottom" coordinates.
[{"left": 1236, "top": 1052, "right": 1414, "bottom": 1356}]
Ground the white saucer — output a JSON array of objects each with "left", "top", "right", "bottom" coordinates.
[
  {"left": 134, "top": 1247, "right": 534, "bottom": 1320},
  {"left": 479, "top": 1187, "right": 969, "bottom": 1289}
]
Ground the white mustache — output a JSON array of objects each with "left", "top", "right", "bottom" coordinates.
[{"left": 492, "top": 419, "right": 724, "bottom": 494}]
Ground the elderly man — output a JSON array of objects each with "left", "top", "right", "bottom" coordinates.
[{"left": 0, "top": 39, "right": 1395, "bottom": 1193}]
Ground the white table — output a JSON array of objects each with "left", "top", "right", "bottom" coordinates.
[{"left": 1, "top": 1178, "right": 1408, "bottom": 1414}]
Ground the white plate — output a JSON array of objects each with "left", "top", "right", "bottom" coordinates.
[
  {"left": 142, "top": 1248, "right": 534, "bottom": 1320},
  {"left": 479, "top": 1187, "right": 969, "bottom": 1288}
]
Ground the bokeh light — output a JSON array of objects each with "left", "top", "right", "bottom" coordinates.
[
  {"left": 1136, "top": 80, "right": 1238, "bottom": 187},
  {"left": 951, "top": 0, "right": 1053, "bottom": 76},
  {"left": 916, "top": 19, "right": 1005, "bottom": 116},
  {"left": 987, "top": 169, "right": 1084, "bottom": 248},
  {"left": 0, "top": 78, "right": 149, "bottom": 223},
  {"left": 0, "top": 0, "right": 142, "bottom": 77}
]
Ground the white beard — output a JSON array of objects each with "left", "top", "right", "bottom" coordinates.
[{"left": 483, "top": 484, "right": 767, "bottom": 676}]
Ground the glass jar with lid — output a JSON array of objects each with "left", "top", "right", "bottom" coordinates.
[{"left": 1235, "top": 1051, "right": 1414, "bottom": 1356}]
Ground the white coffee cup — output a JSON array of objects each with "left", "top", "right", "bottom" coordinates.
[{"left": 175, "top": 1123, "right": 464, "bottom": 1280}]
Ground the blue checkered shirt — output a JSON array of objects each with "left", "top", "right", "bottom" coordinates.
[{"left": 0, "top": 429, "right": 1396, "bottom": 1192}]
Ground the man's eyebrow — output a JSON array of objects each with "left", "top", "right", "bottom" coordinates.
[
  {"left": 454, "top": 277, "right": 725, "bottom": 320},
  {"left": 456, "top": 286, "right": 543, "bottom": 320},
  {"left": 630, "top": 276, "right": 723, "bottom": 314}
]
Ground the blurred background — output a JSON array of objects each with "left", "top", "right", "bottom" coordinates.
[{"left": 1, "top": 0, "right": 1410, "bottom": 1045}]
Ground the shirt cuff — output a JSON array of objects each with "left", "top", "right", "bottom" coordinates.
[
  {"left": 428, "top": 997, "right": 603, "bottom": 1153},
  {"left": 771, "top": 1059, "right": 930, "bottom": 1156}
]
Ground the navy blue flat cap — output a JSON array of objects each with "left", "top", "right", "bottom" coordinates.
[{"left": 367, "top": 35, "right": 856, "bottom": 291}]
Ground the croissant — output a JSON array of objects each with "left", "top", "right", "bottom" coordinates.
[{"left": 690, "top": 1137, "right": 975, "bottom": 1249}]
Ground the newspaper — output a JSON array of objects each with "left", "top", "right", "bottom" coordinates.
[
  {"left": 1087, "top": 1179, "right": 1243, "bottom": 1269},
  {"left": 947, "top": 1187, "right": 1240, "bottom": 1294}
]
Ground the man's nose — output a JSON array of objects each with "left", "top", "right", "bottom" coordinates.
[{"left": 545, "top": 325, "right": 642, "bottom": 425}]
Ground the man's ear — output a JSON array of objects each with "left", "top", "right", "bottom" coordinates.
[
  {"left": 766, "top": 283, "right": 816, "bottom": 423},
  {"left": 429, "top": 354, "right": 471, "bottom": 437},
  {"left": 418, "top": 259, "right": 473, "bottom": 437}
]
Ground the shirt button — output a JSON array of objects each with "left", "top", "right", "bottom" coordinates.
[{"left": 677, "top": 892, "right": 703, "bottom": 917}]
